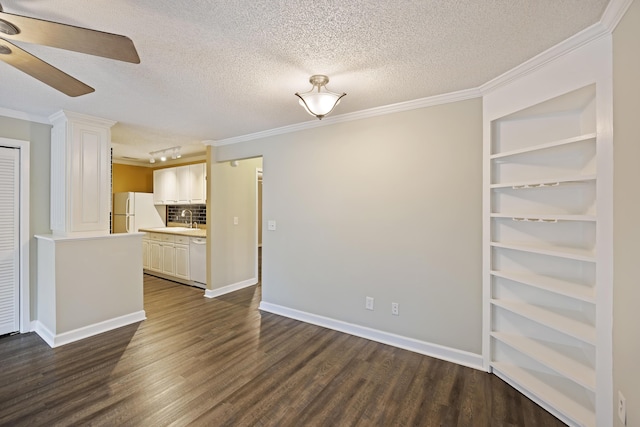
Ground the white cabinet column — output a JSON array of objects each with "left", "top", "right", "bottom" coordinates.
[{"left": 49, "top": 111, "right": 115, "bottom": 236}]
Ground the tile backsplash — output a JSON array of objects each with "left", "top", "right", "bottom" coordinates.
[{"left": 167, "top": 204, "right": 206, "bottom": 226}]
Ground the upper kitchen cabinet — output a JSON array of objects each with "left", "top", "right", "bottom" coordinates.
[
  {"left": 154, "top": 163, "right": 206, "bottom": 205},
  {"left": 153, "top": 167, "right": 177, "bottom": 204},
  {"left": 49, "top": 111, "right": 115, "bottom": 236}
]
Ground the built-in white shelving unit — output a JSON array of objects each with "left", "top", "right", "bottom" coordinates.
[{"left": 485, "top": 84, "right": 606, "bottom": 427}]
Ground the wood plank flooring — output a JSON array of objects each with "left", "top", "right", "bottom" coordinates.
[{"left": 0, "top": 275, "right": 565, "bottom": 426}]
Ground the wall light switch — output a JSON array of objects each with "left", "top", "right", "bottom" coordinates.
[
  {"left": 365, "top": 296, "right": 374, "bottom": 311},
  {"left": 267, "top": 220, "right": 276, "bottom": 231},
  {"left": 233, "top": 216, "right": 239, "bottom": 225}
]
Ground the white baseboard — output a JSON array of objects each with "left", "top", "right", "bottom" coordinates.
[
  {"left": 34, "top": 310, "right": 147, "bottom": 348},
  {"left": 204, "top": 278, "right": 257, "bottom": 298},
  {"left": 258, "top": 301, "right": 484, "bottom": 371}
]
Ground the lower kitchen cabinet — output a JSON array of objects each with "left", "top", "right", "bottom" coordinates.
[
  {"left": 174, "top": 238, "right": 190, "bottom": 280},
  {"left": 143, "top": 232, "right": 199, "bottom": 287},
  {"left": 142, "top": 239, "right": 150, "bottom": 270}
]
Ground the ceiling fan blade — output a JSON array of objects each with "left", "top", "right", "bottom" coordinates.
[
  {"left": 0, "top": 11, "right": 139, "bottom": 63},
  {"left": 0, "top": 39, "right": 94, "bottom": 96}
]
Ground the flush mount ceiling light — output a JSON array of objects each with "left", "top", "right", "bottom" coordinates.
[
  {"left": 295, "top": 75, "right": 346, "bottom": 120},
  {"left": 149, "top": 146, "right": 181, "bottom": 164}
]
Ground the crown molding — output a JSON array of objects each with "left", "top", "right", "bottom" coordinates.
[
  {"left": 0, "top": 107, "right": 49, "bottom": 125},
  {"left": 600, "top": 0, "right": 634, "bottom": 31},
  {"left": 479, "top": 22, "right": 609, "bottom": 95},
  {"left": 208, "top": 87, "right": 481, "bottom": 147},
  {"left": 480, "top": 0, "right": 631, "bottom": 95}
]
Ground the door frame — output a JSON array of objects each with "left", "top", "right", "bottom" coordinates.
[{"left": 0, "top": 137, "right": 30, "bottom": 333}]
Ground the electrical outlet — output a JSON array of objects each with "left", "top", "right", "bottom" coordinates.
[
  {"left": 391, "top": 302, "right": 399, "bottom": 316},
  {"left": 618, "top": 391, "right": 626, "bottom": 424},
  {"left": 365, "top": 296, "right": 374, "bottom": 311}
]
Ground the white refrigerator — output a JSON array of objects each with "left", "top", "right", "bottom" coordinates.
[{"left": 113, "top": 192, "right": 165, "bottom": 233}]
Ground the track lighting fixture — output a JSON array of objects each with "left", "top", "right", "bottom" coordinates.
[{"left": 149, "top": 146, "right": 181, "bottom": 164}]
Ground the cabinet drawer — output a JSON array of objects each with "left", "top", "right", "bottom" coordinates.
[
  {"left": 160, "top": 234, "right": 175, "bottom": 243},
  {"left": 175, "top": 235, "right": 190, "bottom": 244},
  {"left": 147, "top": 232, "right": 163, "bottom": 241}
]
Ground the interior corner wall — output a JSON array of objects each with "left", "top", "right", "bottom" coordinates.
[
  {"left": 612, "top": 1, "right": 640, "bottom": 426},
  {"left": 216, "top": 98, "right": 483, "bottom": 354},
  {"left": 112, "top": 163, "right": 154, "bottom": 193},
  {"left": 0, "top": 115, "right": 52, "bottom": 321},
  {"left": 208, "top": 156, "right": 262, "bottom": 290}
]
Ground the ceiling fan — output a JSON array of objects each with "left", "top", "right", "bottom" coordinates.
[{"left": 0, "top": 3, "right": 139, "bottom": 97}]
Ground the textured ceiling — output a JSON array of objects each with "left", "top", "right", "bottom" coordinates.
[{"left": 0, "top": 0, "right": 609, "bottom": 164}]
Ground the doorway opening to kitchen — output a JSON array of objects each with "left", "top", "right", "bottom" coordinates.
[{"left": 0, "top": 138, "right": 30, "bottom": 336}]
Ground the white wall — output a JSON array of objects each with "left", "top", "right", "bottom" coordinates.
[
  {"left": 612, "top": 1, "right": 640, "bottom": 425},
  {"left": 0, "top": 116, "right": 51, "bottom": 320},
  {"left": 215, "top": 99, "right": 483, "bottom": 354},
  {"left": 208, "top": 156, "right": 262, "bottom": 291}
]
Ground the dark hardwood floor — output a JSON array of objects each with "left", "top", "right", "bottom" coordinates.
[{"left": 0, "top": 275, "right": 565, "bottom": 426}]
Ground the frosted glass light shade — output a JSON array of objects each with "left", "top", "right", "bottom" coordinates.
[{"left": 295, "top": 75, "right": 346, "bottom": 120}]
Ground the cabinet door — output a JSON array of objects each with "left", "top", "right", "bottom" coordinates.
[
  {"left": 149, "top": 241, "right": 162, "bottom": 271},
  {"left": 161, "top": 244, "right": 176, "bottom": 275},
  {"left": 189, "top": 163, "right": 206, "bottom": 204},
  {"left": 142, "top": 239, "right": 150, "bottom": 270},
  {"left": 176, "top": 165, "right": 191, "bottom": 204},
  {"left": 153, "top": 168, "right": 178, "bottom": 204},
  {"left": 175, "top": 244, "right": 190, "bottom": 279},
  {"left": 152, "top": 170, "right": 163, "bottom": 204}
]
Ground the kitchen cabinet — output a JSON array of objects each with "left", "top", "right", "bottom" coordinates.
[
  {"left": 161, "top": 242, "right": 176, "bottom": 275},
  {"left": 143, "top": 232, "right": 194, "bottom": 283},
  {"left": 154, "top": 163, "right": 205, "bottom": 205},
  {"left": 153, "top": 168, "right": 177, "bottom": 204},
  {"left": 174, "top": 236, "right": 190, "bottom": 280},
  {"left": 148, "top": 233, "right": 163, "bottom": 272},
  {"left": 142, "top": 238, "right": 150, "bottom": 270},
  {"left": 49, "top": 111, "right": 114, "bottom": 235}
]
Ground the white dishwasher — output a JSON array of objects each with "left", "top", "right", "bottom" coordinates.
[{"left": 189, "top": 237, "right": 206, "bottom": 285}]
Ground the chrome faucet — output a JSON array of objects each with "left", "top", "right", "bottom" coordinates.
[{"left": 181, "top": 209, "right": 193, "bottom": 228}]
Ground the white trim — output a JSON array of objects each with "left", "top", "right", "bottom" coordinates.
[
  {"left": 0, "top": 107, "right": 49, "bottom": 125},
  {"left": 259, "top": 301, "right": 484, "bottom": 371},
  {"left": 34, "top": 310, "right": 146, "bottom": 348},
  {"left": 480, "top": 23, "right": 608, "bottom": 95},
  {"left": 0, "top": 137, "right": 31, "bottom": 334},
  {"left": 255, "top": 167, "right": 262, "bottom": 283},
  {"left": 600, "top": 0, "right": 634, "bottom": 32},
  {"left": 204, "top": 278, "right": 257, "bottom": 298},
  {"left": 206, "top": 88, "right": 481, "bottom": 147}
]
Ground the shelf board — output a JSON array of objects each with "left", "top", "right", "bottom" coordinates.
[
  {"left": 491, "top": 332, "right": 595, "bottom": 392},
  {"left": 491, "top": 299, "right": 596, "bottom": 345},
  {"left": 491, "top": 362, "right": 595, "bottom": 427},
  {"left": 490, "top": 213, "right": 596, "bottom": 222},
  {"left": 490, "top": 270, "right": 595, "bottom": 303},
  {"left": 490, "top": 174, "right": 597, "bottom": 189},
  {"left": 491, "top": 241, "right": 596, "bottom": 262},
  {"left": 490, "top": 133, "right": 597, "bottom": 159}
]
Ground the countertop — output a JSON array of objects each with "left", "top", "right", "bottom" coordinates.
[{"left": 139, "top": 227, "right": 207, "bottom": 238}]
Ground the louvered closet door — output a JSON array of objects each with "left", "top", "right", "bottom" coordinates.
[{"left": 0, "top": 146, "right": 19, "bottom": 335}]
